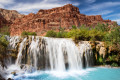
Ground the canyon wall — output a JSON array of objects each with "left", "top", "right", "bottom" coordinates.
[
  {"left": 0, "top": 8, "right": 24, "bottom": 27},
  {"left": 0, "top": 13, "right": 7, "bottom": 27},
  {"left": 0, "top": 4, "right": 115, "bottom": 36}
]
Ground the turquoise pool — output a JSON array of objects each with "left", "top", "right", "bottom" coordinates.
[{"left": 13, "top": 67, "right": 120, "bottom": 80}]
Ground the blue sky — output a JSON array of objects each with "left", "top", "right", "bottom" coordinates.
[{"left": 0, "top": 0, "right": 120, "bottom": 24}]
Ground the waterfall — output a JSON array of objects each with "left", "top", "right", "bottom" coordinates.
[
  {"left": 9, "top": 36, "right": 93, "bottom": 71},
  {"left": 45, "top": 38, "right": 93, "bottom": 71},
  {"left": 29, "top": 36, "right": 41, "bottom": 69},
  {"left": 9, "top": 36, "right": 20, "bottom": 49},
  {"left": 15, "top": 38, "right": 27, "bottom": 65}
]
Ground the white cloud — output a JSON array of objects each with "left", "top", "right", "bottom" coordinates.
[
  {"left": 72, "top": 3, "right": 80, "bottom": 6},
  {"left": 112, "top": 19, "right": 120, "bottom": 25},
  {"left": 10, "top": 3, "right": 63, "bottom": 12},
  {"left": 86, "top": 0, "right": 96, "bottom": 3},
  {"left": 0, "top": 4, "right": 4, "bottom": 8},
  {"left": 87, "top": 10, "right": 113, "bottom": 15},
  {"left": 105, "top": 13, "right": 120, "bottom": 18},
  {"left": 7, "top": 0, "right": 80, "bottom": 14},
  {"left": 0, "top": 0, "right": 14, "bottom": 4},
  {"left": 0, "top": 0, "right": 14, "bottom": 8},
  {"left": 81, "top": 2, "right": 120, "bottom": 12}
]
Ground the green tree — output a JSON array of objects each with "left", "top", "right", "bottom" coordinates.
[
  {"left": 95, "top": 23, "right": 108, "bottom": 32},
  {"left": 21, "top": 31, "right": 37, "bottom": 36},
  {"left": 45, "top": 30, "right": 57, "bottom": 37},
  {"left": 72, "top": 25, "right": 77, "bottom": 29},
  {"left": 0, "top": 35, "right": 9, "bottom": 54},
  {"left": 103, "top": 26, "right": 120, "bottom": 45}
]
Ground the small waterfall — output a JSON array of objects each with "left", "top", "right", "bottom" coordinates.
[
  {"left": 0, "top": 63, "right": 4, "bottom": 76},
  {"left": 9, "top": 36, "right": 20, "bottom": 49},
  {"left": 15, "top": 38, "right": 27, "bottom": 65},
  {"left": 45, "top": 38, "right": 93, "bottom": 71},
  {"left": 9, "top": 36, "right": 93, "bottom": 71},
  {"left": 29, "top": 36, "right": 41, "bottom": 69}
]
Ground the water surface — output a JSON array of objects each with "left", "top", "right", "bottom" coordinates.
[{"left": 13, "top": 67, "right": 120, "bottom": 80}]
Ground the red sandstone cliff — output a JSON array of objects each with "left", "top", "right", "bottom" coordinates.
[
  {"left": 0, "top": 13, "right": 7, "bottom": 27},
  {"left": 9, "top": 4, "right": 116, "bottom": 36},
  {"left": 0, "top": 8, "right": 24, "bottom": 27}
]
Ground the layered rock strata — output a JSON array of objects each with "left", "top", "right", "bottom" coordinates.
[{"left": 9, "top": 4, "right": 115, "bottom": 36}]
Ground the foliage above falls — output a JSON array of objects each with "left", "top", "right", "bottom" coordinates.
[{"left": 0, "top": 35, "right": 9, "bottom": 54}]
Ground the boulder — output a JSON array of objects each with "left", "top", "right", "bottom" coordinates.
[{"left": 96, "top": 42, "right": 106, "bottom": 58}]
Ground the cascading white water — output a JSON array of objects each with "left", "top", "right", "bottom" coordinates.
[
  {"left": 29, "top": 36, "right": 41, "bottom": 69},
  {"left": 0, "top": 63, "right": 4, "bottom": 76},
  {"left": 9, "top": 36, "right": 93, "bottom": 71},
  {"left": 78, "top": 42, "right": 93, "bottom": 67},
  {"left": 9, "top": 36, "right": 20, "bottom": 49},
  {"left": 45, "top": 38, "right": 93, "bottom": 71},
  {"left": 1, "top": 36, "right": 21, "bottom": 66},
  {"left": 15, "top": 38, "right": 27, "bottom": 65}
]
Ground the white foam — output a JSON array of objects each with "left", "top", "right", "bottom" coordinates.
[{"left": 16, "top": 68, "right": 97, "bottom": 79}]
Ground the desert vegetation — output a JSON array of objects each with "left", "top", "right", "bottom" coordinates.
[
  {"left": 0, "top": 35, "right": 9, "bottom": 65},
  {"left": 0, "top": 35, "right": 9, "bottom": 54},
  {"left": 21, "top": 31, "right": 37, "bottom": 36},
  {"left": 0, "top": 26, "right": 10, "bottom": 35},
  {"left": 45, "top": 23, "right": 120, "bottom": 44}
]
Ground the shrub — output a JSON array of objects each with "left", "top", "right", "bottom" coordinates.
[
  {"left": 89, "top": 29, "right": 105, "bottom": 41},
  {"left": 72, "top": 25, "right": 77, "bottom": 29},
  {"left": 65, "top": 27, "right": 105, "bottom": 41},
  {"left": 0, "top": 35, "right": 9, "bottom": 47},
  {"left": 111, "top": 27, "right": 120, "bottom": 45},
  {"left": 57, "top": 32, "right": 62, "bottom": 38},
  {"left": 0, "top": 26, "right": 10, "bottom": 35},
  {"left": 98, "top": 57, "right": 103, "bottom": 64},
  {"left": 111, "top": 63, "right": 118, "bottom": 67},
  {"left": 21, "top": 31, "right": 37, "bottom": 36},
  {"left": 113, "top": 22, "right": 118, "bottom": 27},
  {"left": 59, "top": 27, "right": 65, "bottom": 32},
  {"left": 0, "top": 35, "right": 9, "bottom": 54},
  {"left": 103, "top": 33, "right": 113, "bottom": 46},
  {"left": 108, "top": 55, "right": 119, "bottom": 62},
  {"left": 65, "top": 29, "right": 77, "bottom": 38},
  {"left": 57, "top": 32, "right": 67, "bottom": 38},
  {"left": 103, "top": 26, "right": 120, "bottom": 45},
  {"left": 95, "top": 23, "right": 109, "bottom": 32},
  {"left": 57, "top": 27, "right": 67, "bottom": 38},
  {"left": 45, "top": 30, "right": 57, "bottom": 37},
  {"left": 77, "top": 29, "right": 90, "bottom": 40},
  {"left": 79, "top": 25, "right": 89, "bottom": 30}
]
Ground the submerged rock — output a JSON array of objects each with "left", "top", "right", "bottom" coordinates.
[
  {"left": 11, "top": 71, "right": 17, "bottom": 76},
  {"left": 7, "top": 78, "right": 14, "bottom": 80}
]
